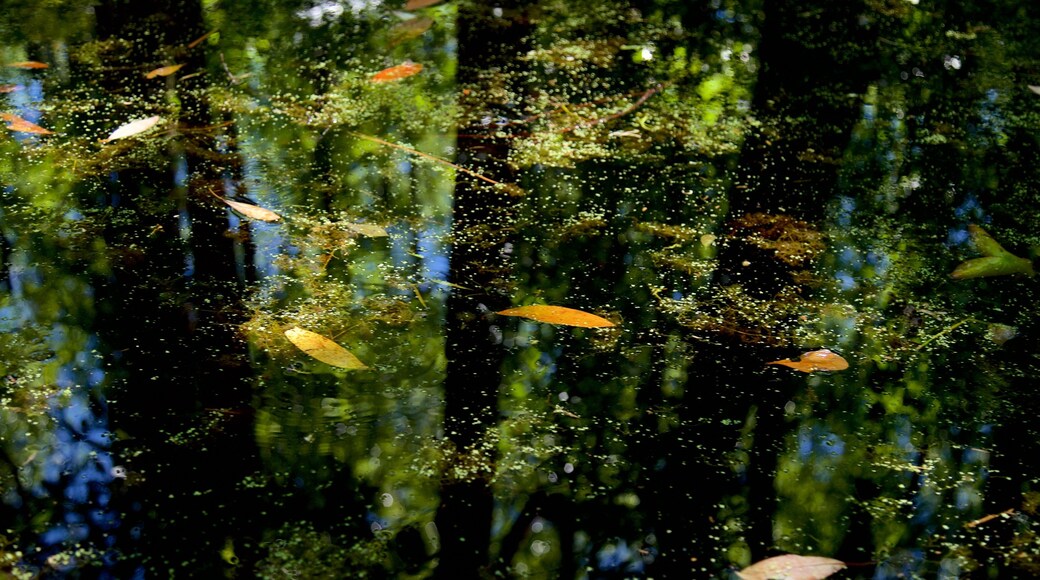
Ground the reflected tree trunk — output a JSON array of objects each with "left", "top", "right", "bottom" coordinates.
[
  {"left": 435, "top": 2, "right": 532, "bottom": 576},
  {"left": 717, "top": 0, "right": 880, "bottom": 560},
  {"left": 89, "top": 0, "right": 261, "bottom": 575}
]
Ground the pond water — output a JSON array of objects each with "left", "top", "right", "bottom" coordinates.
[{"left": 2, "top": 0, "right": 1040, "bottom": 578}]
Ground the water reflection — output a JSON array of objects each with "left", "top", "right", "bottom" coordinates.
[{"left": 2, "top": 0, "right": 1040, "bottom": 577}]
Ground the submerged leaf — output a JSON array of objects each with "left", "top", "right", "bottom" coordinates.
[
  {"left": 145, "top": 64, "right": 185, "bottom": 79},
  {"left": 951, "top": 225, "right": 1034, "bottom": 279},
  {"left": 987, "top": 323, "right": 1018, "bottom": 346},
  {"left": 102, "top": 115, "right": 162, "bottom": 142},
  {"left": 2, "top": 113, "right": 53, "bottom": 135},
  {"left": 343, "top": 223, "right": 388, "bottom": 237},
  {"left": 389, "top": 16, "right": 434, "bottom": 46},
  {"left": 219, "top": 197, "right": 282, "bottom": 222},
  {"left": 284, "top": 327, "right": 367, "bottom": 369},
  {"left": 496, "top": 305, "right": 615, "bottom": 328},
  {"left": 968, "top": 224, "right": 1010, "bottom": 258},
  {"left": 767, "top": 349, "right": 848, "bottom": 373},
  {"left": 737, "top": 554, "right": 845, "bottom": 580},
  {"left": 370, "top": 62, "right": 423, "bottom": 83},
  {"left": 6, "top": 61, "right": 48, "bottom": 69},
  {"left": 951, "top": 256, "right": 1035, "bottom": 279}
]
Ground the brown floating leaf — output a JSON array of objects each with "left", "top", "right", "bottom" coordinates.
[
  {"left": 6, "top": 61, "right": 48, "bottom": 69},
  {"left": 284, "top": 327, "right": 367, "bottom": 369},
  {"left": 767, "top": 349, "right": 848, "bottom": 373},
  {"left": 102, "top": 115, "right": 162, "bottom": 142},
  {"left": 218, "top": 196, "right": 281, "bottom": 222},
  {"left": 737, "top": 554, "right": 845, "bottom": 580},
  {"left": 0, "top": 85, "right": 21, "bottom": 93},
  {"left": 2, "top": 113, "right": 53, "bottom": 135},
  {"left": 370, "top": 62, "right": 423, "bottom": 83},
  {"left": 496, "top": 305, "right": 615, "bottom": 328},
  {"left": 145, "top": 64, "right": 185, "bottom": 79},
  {"left": 403, "top": 0, "right": 443, "bottom": 9}
]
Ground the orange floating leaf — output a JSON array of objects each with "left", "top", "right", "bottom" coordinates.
[
  {"left": 2, "top": 113, "right": 54, "bottom": 135},
  {"left": 6, "top": 61, "right": 48, "bottom": 69},
  {"left": 767, "top": 349, "right": 848, "bottom": 373},
  {"left": 187, "top": 30, "right": 215, "bottom": 49},
  {"left": 496, "top": 305, "right": 615, "bottom": 328},
  {"left": 284, "top": 327, "right": 367, "bottom": 369},
  {"left": 144, "top": 64, "right": 185, "bottom": 79},
  {"left": 102, "top": 115, "right": 162, "bottom": 142},
  {"left": 370, "top": 62, "right": 423, "bottom": 83},
  {"left": 737, "top": 554, "right": 845, "bottom": 580}
]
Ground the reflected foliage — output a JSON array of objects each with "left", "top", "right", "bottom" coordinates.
[{"left": 0, "top": 0, "right": 1038, "bottom": 577}]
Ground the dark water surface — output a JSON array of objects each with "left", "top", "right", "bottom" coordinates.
[{"left": 2, "top": 0, "right": 1040, "bottom": 577}]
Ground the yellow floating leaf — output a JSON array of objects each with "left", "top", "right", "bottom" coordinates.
[
  {"left": 370, "top": 62, "right": 423, "bottom": 83},
  {"left": 2, "top": 113, "right": 53, "bottom": 135},
  {"left": 284, "top": 327, "right": 367, "bottom": 369},
  {"left": 145, "top": 64, "right": 185, "bottom": 79},
  {"left": 737, "top": 554, "right": 845, "bottom": 580},
  {"left": 767, "top": 349, "right": 848, "bottom": 373},
  {"left": 102, "top": 115, "right": 162, "bottom": 142},
  {"left": 6, "top": 61, "right": 48, "bottom": 69},
  {"left": 219, "top": 196, "right": 281, "bottom": 222},
  {"left": 496, "top": 305, "right": 615, "bottom": 328}
]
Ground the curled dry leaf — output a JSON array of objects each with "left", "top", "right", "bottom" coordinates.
[
  {"left": 370, "top": 62, "right": 423, "bottom": 83},
  {"left": 218, "top": 196, "right": 281, "bottom": 222},
  {"left": 737, "top": 554, "right": 845, "bottom": 580},
  {"left": 145, "top": 64, "right": 185, "bottom": 79},
  {"left": 103, "top": 115, "right": 162, "bottom": 142},
  {"left": 2, "top": 113, "right": 54, "bottom": 135},
  {"left": 5, "top": 61, "right": 48, "bottom": 69},
  {"left": 767, "top": 349, "right": 848, "bottom": 373},
  {"left": 284, "top": 327, "right": 367, "bottom": 370},
  {"left": 496, "top": 305, "right": 615, "bottom": 328}
]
